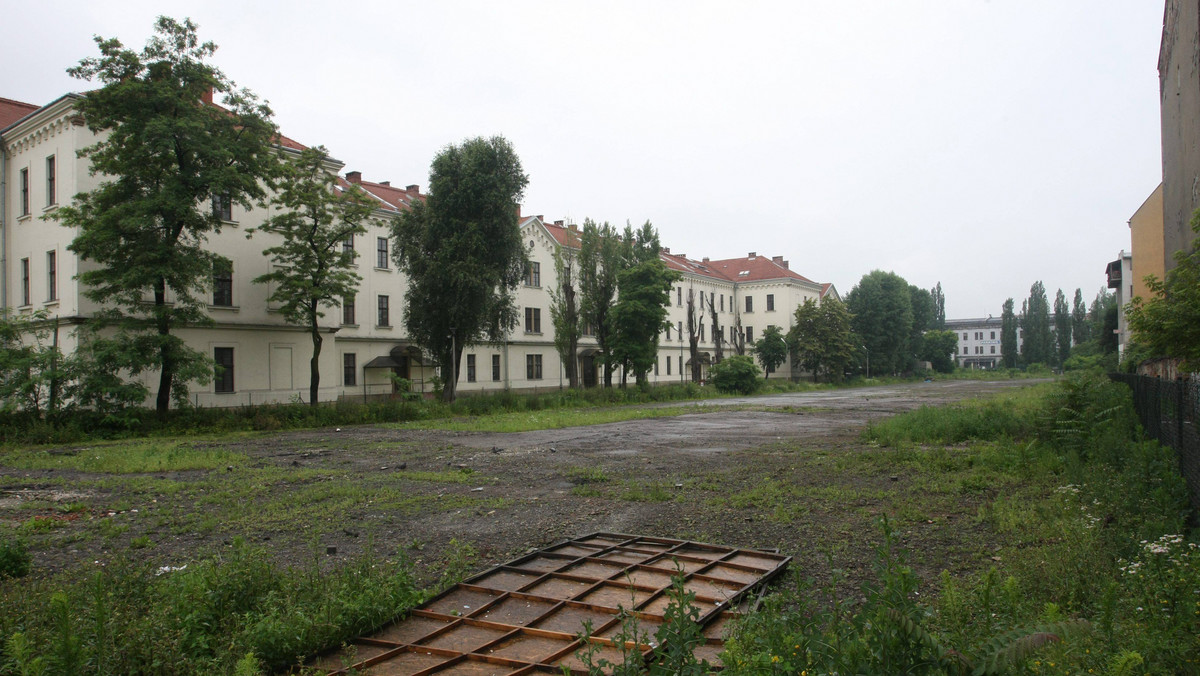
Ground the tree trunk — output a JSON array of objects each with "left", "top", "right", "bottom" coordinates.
[
  {"left": 309, "top": 302, "right": 322, "bottom": 407},
  {"left": 442, "top": 341, "right": 461, "bottom": 402},
  {"left": 155, "top": 278, "right": 172, "bottom": 416},
  {"left": 689, "top": 338, "right": 700, "bottom": 384}
]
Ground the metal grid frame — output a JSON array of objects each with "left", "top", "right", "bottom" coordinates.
[{"left": 314, "top": 532, "right": 790, "bottom": 675}]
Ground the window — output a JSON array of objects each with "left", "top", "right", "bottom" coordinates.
[
  {"left": 343, "top": 235, "right": 354, "bottom": 256},
  {"left": 212, "top": 193, "right": 232, "bottom": 221},
  {"left": 962, "top": 332, "right": 968, "bottom": 341},
  {"left": 19, "top": 168, "right": 29, "bottom": 216},
  {"left": 525, "top": 262, "right": 540, "bottom": 287},
  {"left": 677, "top": 287, "right": 682, "bottom": 307},
  {"left": 667, "top": 356, "right": 672, "bottom": 375},
  {"left": 699, "top": 324, "right": 705, "bottom": 342},
  {"left": 730, "top": 326, "right": 737, "bottom": 343},
  {"left": 214, "top": 347, "right": 234, "bottom": 393},
  {"left": 990, "top": 331, "right": 996, "bottom": 340},
  {"left": 466, "top": 354, "right": 477, "bottom": 382},
  {"left": 492, "top": 354, "right": 501, "bottom": 381},
  {"left": 376, "top": 237, "right": 389, "bottom": 269},
  {"left": 745, "top": 296, "right": 753, "bottom": 313},
  {"left": 677, "top": 321, "right": 683, "bottom": 337},
  {"left": 746, "top": 326, "right": 754, "bottom": 343},
  {"left": 46, "top": 251, "right": 56, "bottom": 301},
  {"left": 45, "top": 156, "right": 56, "bottom": 206},
  {"left": 212, "top": 260, "right": 233, "bottom": 307},
  {"left": 343, "top": 353, "right": 357, "bottom": 386},
  {"left": 766, "top": 294, "right": 775, "bottom": 311},
  {"left": 699, "top": 291, "right": 705, "bottom": 308},
  {"left": 526, "top": 354, "right": 543, "bottom": 380},
  {"left": 720, "top": 295, "right": 725, "bottom": 312},
  {"left": 665, "top": 325, "right": 671, "bottom": 341},
  {"left": 377, "top": 295, "right": 390, "bottom": 327},
  {"left": 20, "top": 258, "right": 30, "bottom": 306},
  {"left": 342, "top": 295, "right": 355, "bottom": 325},
  {"left": 990, "top": 346, "right": 996, "bottom": 354},
  {"left": 525, "top": 307, "right": 541, "bottom": 333},
  {"left": 654, "top": 358, "right": 659, "bottom": 376}
]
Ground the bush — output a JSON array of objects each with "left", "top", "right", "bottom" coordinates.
[
  {"left": 0, "top": 533, "right": 30, "bottom": 579},
  {"left": 709, "top": 356, "right": 761, "bottom": 394}
]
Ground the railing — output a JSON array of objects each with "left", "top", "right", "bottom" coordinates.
[{"left": 1110, "top": 372, "right": 1200, "bottom": 516}]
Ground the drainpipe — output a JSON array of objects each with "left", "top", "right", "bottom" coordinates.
[{"left": 1, "top": 141, "right": 7, "bottom": 312}]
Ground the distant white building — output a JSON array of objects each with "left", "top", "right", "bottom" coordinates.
[{"left": 945, "top": 317, "right": 1021, "bottom": 369}]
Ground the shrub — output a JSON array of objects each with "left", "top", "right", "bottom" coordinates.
[
  {"left": 710, "top": 355, "right": 760, "bottom": 394},
  {"left": 0, "top": 533, "right": 30, "bottom": 579}
]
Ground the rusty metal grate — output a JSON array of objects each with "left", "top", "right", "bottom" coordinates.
[{"left": 313, "top": 533, "right": 790, "bottom": 675}]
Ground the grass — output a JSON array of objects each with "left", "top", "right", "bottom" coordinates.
[
  {"left": 0, "top": 439, "right": 249, "bottom": 473},
  {"left": 386, "top": 403, "right": 708, "bottom": 433}
]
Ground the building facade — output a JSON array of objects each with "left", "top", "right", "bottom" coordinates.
[
  {"left": 946, "top": 317, "right": 1021, "bottom": 369},
  {"left": 2, "top": 92, "right": 837, "bottom": 406},
  {"left": 1159, "top": 0, "right": 1200, "bottom": 272}
]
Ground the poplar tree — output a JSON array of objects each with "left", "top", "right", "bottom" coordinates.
[
  {"left": 252, "top": 146, "right": 373, "bottom": 407},
  {"left": 578, "top": 220, "right": 623, "bottom": 387},
  {"left": 549, "top": 247, "right": 581, "bottom": 388},
  {"left": 59, "top": 17, "right": 280, "bottom": 414},
  {"left": 1000, "top": 298, "right": 1018, "bottom": 369},
  {"left": 1020, "top": 281, "right": 1053, "bottom": 366},
  {"left": 1071, "top": 288, "right": 1090, "bottom": 345},
  {"left": 1053, "top": 288, "right": 1072, "bottom": 367}
]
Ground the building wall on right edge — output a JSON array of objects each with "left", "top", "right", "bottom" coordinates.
[
  {"left": 1159, "top": 0, "right": 1200, "bottom": 272},
  {"left": 1129, "top": 183, "right": 1166, "bottom": 302}
]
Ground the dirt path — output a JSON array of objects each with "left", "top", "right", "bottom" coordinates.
[{"left": 4, "top": 379, "right": 1046, "bottom": 587}]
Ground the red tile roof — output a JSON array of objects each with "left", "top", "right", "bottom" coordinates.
[
  {"left": 705, "top": 254, "right": 818, "bottom": 285},
  {"left": 0, "top": 96, "right": 39, "bottom": 131},
  {"left": 541, "top": 219, "right": 581, "bottom": 248},
  {"left": 341, "top": 176, "right": 423, "bottom": 213},
  {"left": 660, "top": 251, "right": 734, "bottom": 282}
]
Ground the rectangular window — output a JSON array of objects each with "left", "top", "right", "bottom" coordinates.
[
  {"left": 746, "top": 326, "right": 754, "bottom": 343},
  {"left": 45, "top": 156, "right": 56, "bottom": 206},
  {"left": 492, "top": 354, "right": 501, "bottom": 381},
  {"left": 990, "top": 331, "right": 996, "bottom": 340},
  {"left": 467, "top": 354, "right": 477, "bottom": 382},
  {"left": 699, "top": 291, "right": 705, "bottom": 308},
  {"left": 665, "top": 325, "right": 671, "bottom": 341},
  {"left": 376, "top": 237, "right": 389, "bottom": 268},
  {"left": 677, "top": 321, "right": 683, "bottom": 337},
  {"left": 700, "top": 325, "right": 706, "bottom": 342},
  {"left": 766, "top": 294, "right": 775, "bottom": 311},
  {"left": 720, "top": 295, "right": 725, "bottom": 312},
  {"left": 990, "top": 346, "right": 996, "bottom": 354},
  {"left": 378, "top": 295, "right": 390, "bottom": 327},
  {"left": 19, "top": 168, "right": 29, "bottom": 216},
  {"left": 730, "top": 326, "right": 736, "bottom": 343},
  {"left": 677, "top": 287, "right": 682, "bottom": 307},
  {"left": 212, "top": 193, "right": 232, "bottom": 221},
  {"left": 525, "top": 262, "right": 540, "bottom": 287},
  {"left": 214, "top": 347, "right": 235, "bottom": 393},
  {"left": 20, "top": 258, "right": 30, "bottom": 306},
  {"left": 343, "top": 353, "right": 357, "bottom": 386},
  {"left": 526, "top": 354, "right": 543, "bottom": 380},
  {"left": 525, "top": 307, "right": 541, "bottom": 333},
  {"left": 962, "top": 332, "right": 968, "bottom": 340},
  {"left": 654, "top": 358, "right": 659, "bottom": 376},
  {"left": 46, "top": 251, "right": 57, "bottom": 301},
  {"left": 666, "top": 356, "right": 672, "bottom": 375},
  {"left": 342, "top": 296, "right": 355, "bottom": 325},
  {"left": 212, "top": 260, "right": 233, "bottom": 307},
  {"left": 343, "top": 234, "right": 354, "bottom": 256},
  {"left": 745, "top": 296, "right": 753, "bottom": 313}
]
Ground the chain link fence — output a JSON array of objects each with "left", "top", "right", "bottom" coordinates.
[{"left": 1110, "top": 372, "right": 1200, "bottom": 516}]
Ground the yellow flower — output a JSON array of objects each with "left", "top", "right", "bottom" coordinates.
[{"left": 772, "top": 655, "right": 780, "bottom": 663}]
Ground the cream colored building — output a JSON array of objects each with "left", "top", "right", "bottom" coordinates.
[{"left": 3, "top": 92, "right": 837, "bottom": 406}]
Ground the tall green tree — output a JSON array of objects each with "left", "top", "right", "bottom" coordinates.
[
  {"left": 1000, "top": 298, "right": 1018, "bottom": 369},
  {"left": 788, "top": 297, "right": 857, "bottom": 382},
  {"left": 1071, "top": 288, "right": 1090, "bottom": 346},
  {"left": 751, "top": 325, "right": 790, "bottom": 378},
  {"left": 1127, "top": 213, "right": 1200, "bottom": 370},
  {"left": 909, "top": 285, "right": 935, "bottom": 370},
  {"left": 610, "top": 258, "right": 677, "bottom": 385},
  {"left": 391, "top": 136, "right": 528, "bottom": 402},
  {"left": 578, "top": 219, "right": 623, "bottom": 387},
  {"left": 1020, "top": 281, "right": 1053, "bottom": 366},
  {"left": 549, "top": 247, "right": 581, "bottom": 388},
  {"left": 920, "top": 330, "right": 958, "bottom": 373},
  {"left": 931, "top": 282, "right": 946, "bottom": 329},
  {"left": 252, "top": 146, "right": 373, "bottom": 407},
  {"left": 1053, "top": 288, "right": 1072, "bottom": 368},
  {"left": 846, "top": 270, "right": 913, "bottom": 375},
  {"left": 58, "top": 17, "right": 280, "bottom": 414}
]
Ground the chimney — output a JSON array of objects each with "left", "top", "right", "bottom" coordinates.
[
  {"left": 554, "top": 219, "right": 564, "bottom": 226},
  {"left": 202, "top": 86, "right": 214, "bottom": 105},
  {"left": 515, "top": 204, "right": 522, "bottom": 218},
  {"left": 748, "top": 251, "right": 757, "bottom": 259},
  {"left": 379, "top": 181, "right": 390, "bottom": 187},
  {"left": 568, "top": 224, "right": 578, "bottom": 232},
  {"left": 536, "top": 214, "right": 544, "bottom": 221},
  {"left": 406, "top": 184, "right": 420, "bottom": 193},
  {"left": 663, "top": 247, "right": 670, "bottom": 254},
  {"left": 346, "top": 171, "right": 362, "bottom": 184},
  {"left": 702, "top": 257, "right": 710, "bottom": 264}
]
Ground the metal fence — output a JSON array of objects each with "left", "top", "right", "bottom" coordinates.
[{"left": 1109, "top": 372, "right": 1200, "bottom": 516}]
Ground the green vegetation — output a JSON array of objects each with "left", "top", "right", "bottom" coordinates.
[
  {"left": 1127, "top": 210, "right": 1200, "bottom": 371},
  {"left": 0, "top": 539, "right": 422, "bottom": 674},
  {"left": 710, "top": 355, "right": 761, "bottom": 394}
]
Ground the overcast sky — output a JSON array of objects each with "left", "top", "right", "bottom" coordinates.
[{"left": 2, "top": 1, "right": 1164, "bottom": 318}]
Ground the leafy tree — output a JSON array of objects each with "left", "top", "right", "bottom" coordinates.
[
  {"left": 58, "top": 17, "right": 280, "bottom": 414},
  {"left": 751, "top": 325, "right": 789, "bottom": 378},
  {"left": 920, "top": 330, "right": 957, "bottom": 373},
  {"left": 846, "top": 270, "right": 913, "bottom": 375},
  {"left": 788, "top": 297, "right": 857, "bottom": 382},
  {"left": 1127, "top": 213, "right": 1200, "bottom": 370},
  {"left": 908, "top": 285, "right": 935, "bottom": 371},
  {"left": 1020, "top": 282, "right": 1053, "bottom": 367},
  {"left": 391, "top": 136, "right": 528, "bottom": 401},
  {"left": 1053, "top": 288, "right": 1072, "bottom": 368},
  {"left": 610, "top": 258, "right": 677, "bottom": 385},
  {"left": 549, "top": 246, "right": 581, "bottom": 388},
  {"left": 1000, "top": 298, "right": 1018, "bottom": 369},
  {"left": 252, "top": 146, "right": 373, "bottom": 406},
  {"left": 931, "top": 282, "right": 946, "bottom": 329},
  {"left": 0, "top": 311, "right": 71, "bottom": 416},
  {"left": 578, "top": 219, "right": 623, "bottom": 387},
  {"left": 709, "top": 354, "right": 759, "bottom": 394},
  {"left": 1071, "top": 288, "right": 1090, "bottom": 346}
]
